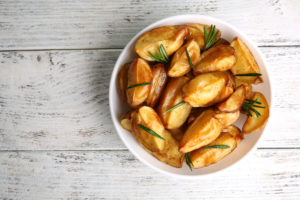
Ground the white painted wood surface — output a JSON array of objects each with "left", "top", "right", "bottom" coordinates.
[{"left": 0, "top": 0, "right": 300, "bottom": 199}]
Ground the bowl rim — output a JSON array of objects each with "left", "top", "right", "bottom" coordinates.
[{"left": 109, "top": 14, "right": 273, "bottom": 179}]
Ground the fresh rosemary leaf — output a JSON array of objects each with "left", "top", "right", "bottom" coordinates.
[
  {"left": 204, "top": 24, "right": 220, "bottom": 50},
  {"left": 126, "top": 82, "right": 152, "bottom": 90},
  {"left": 185, "top": 153, "right": 194, "bottom": 171},
  {"left": 185, "top": 47, "right": 194, "bottom": 69},
  {"left": 202, "top": 145, "right": 230, "bottom": 150},
  {"left": 245, "top": 98, "right": 262, "bottom": 104},
  {"left": 235, "top": 73, "right": 262, "bottom": 76},
  {"left": 242, "top": 98, "right": 265, "bottom": 118},
  {"left": 164, "top": 101, "right": 186, "bottom": 113},
  {"left": 138, "top": 124, "right": 165, "bottom": 140},
  {"left": 148, "top": 44, "right": 169, "bottom": 63}
]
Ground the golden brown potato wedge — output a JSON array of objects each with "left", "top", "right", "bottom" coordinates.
[
  {"left": 157, "top": 77, "right": 192, "bottom": 129},
  {"left": 194, "top": 45, "right": 236, "bottom": 74},
  {"left": 222, "top": 125, "right": 243, "bottom": 143},
  {"left": 230, "top": 37, "right": 263, "bottom": 84},
  {"left": 118, "top": 63, "right": 130, "bottom": 101},
  {"left": 146, "top": 63, "right": 167, "bottom": 107},
  {"left": 185, "top": 24, "right": 221, "bottom": 50},
  {"left": 189, "top": 132, "right": 237, "bottom": 168},
  {"left": 216, "top": 38, "right": 230, "bottom": 46},
  {"left": 179, "top": 109, "right": 222, "bottom": 153},
  {"left": 217, "top": 85, "right": 246, "bottom": 112},
  {"left": 182, "top": 72, "right": 229, "bottom": 107},
  {"left": 242, "top": 92, "right": 269, "bottom": 134},
  {"left": 168, "top": 40, "right": 201, "bottom": 77},
  {"left": 235, "top": 78, "right": 252, "bottom": 99},
  {"left": 135, "top": 26, "right": 188, "bottom": 61},
  {"left": 120, "top": 110, "right": 133, "bottom": 131},
  {"left": 214, "top": 110, "right": 240, "bottom": 127},
  {"left": 126, "top": 58, "right": 152, "bottom": 107}
]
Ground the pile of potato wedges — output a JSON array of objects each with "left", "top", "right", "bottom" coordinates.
[{"left": 118, "top": 24, "right": 269, "bottom": 169}]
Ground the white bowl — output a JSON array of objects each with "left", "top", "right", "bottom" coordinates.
[{"left": 109, "top": 15, "right": 272, "bottom": 179}]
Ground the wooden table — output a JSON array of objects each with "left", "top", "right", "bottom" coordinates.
[{"left": 0, "top": 0, "right": 300, "bottom": 199}]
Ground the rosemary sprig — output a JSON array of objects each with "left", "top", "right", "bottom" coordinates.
[
  {"left": 138, "top": 124, "right": 165, "bottom": 140},
  {"left": 235, "top": 73, "right": 262, "bottom": 77},
  {"left": 204, "top": 24, "right": 221, "bottom": 50},
  {"left": 148, "top": 44, "right": 169, "bottom": 63},
  {"left": 164, "top": 101, "right": 186, "bottom": 113},
  {"left": 126, "top": 82, "right": 152, "bottom": 90},
  {"left": 185, "top": 47, "right": 194, "bottom": 69},
  {"left": 185, "top": 153, "right": 194, "bottom": 171},
  {"left": 202, "top": 145, "right": 230, "bottom": 150},
  {"left": 242, "top": 98, "right": 265, "bottom": 117}
]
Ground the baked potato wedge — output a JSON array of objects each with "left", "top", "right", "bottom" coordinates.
[
  {"left": 146, "top": 63, "right": 167, "bottom": 107},
  {"left": 217, "top": 85, "right": 246, "bottom": 112},
  {"left": 194, "top": 45, "right": 236, "bottom": 74},
  {"left": 179, "top": 109, "right": 222, "bottom": 153},
  {"left": 214, "top": 110, "right": 240, "bottom": 127},
  {"left": 222, "top": 125, "right": 243, "bottom": 143},
  {"left": 168, "top": 40, "right": 201, "bottom": 77},
  {"left": 182, "top": 71, "right": 229, "bottom": 107},
  {"left": 126, "top": 58, "right": 152, "bottom": 107},
  {"left": 216, "top": 38, "right": 230, "bottom": 46},
  {"left": 120, "top": 110, "right": 133, "bottom": 131},
  {"left": 135, "top": 26, "right": 188, "bottom": 61},
  {"left": 235, "top": 78, "right": 252, "bottom": 99},
  {"left": 118, "top": 62, "right": 130, "bottom": 101},
  {"left": 230, "top": 37, "right": 262, "bottom": 84},
  {"left": 189, "top": 132, "right": 238, "bottom": 168},
  {"left": 242, "top": 92, "right": 269, "bottom": 134}
]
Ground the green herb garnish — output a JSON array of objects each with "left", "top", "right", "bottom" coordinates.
[
  {"left": 235, "top": 73, "right": 262, "bottom": 77},
  {"left": 148, "top": 44, "right": 169, "bottom": 63},
  {"left": 185, "top": 153, "right": 194, "bottom": 171},
  {"left": 138, "top": 124, "right": 165, "bottom": 140},
  {"left": 126, "top": 82, "right": 152, "bottom": 90},
  {"left": 185, "top": 47, "right": 194, "bottom": 69},
  {"left": 202, "top": 145, "right": 230, "bottom": 150},
  {"left": 164, "top": 101, "right": 186, "bottom": 113},
  {"left": 242, "top": 98, "right": 265, "bottom": 117},
  {"left": 204, "top": 25, "right": 221, "bottom": 50}
]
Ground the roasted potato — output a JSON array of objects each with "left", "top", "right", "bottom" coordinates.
[
  {"left": 222, "top": 125, "right": 243, "bottom": 143},
  {"left": 185, "top": 24, "right": 221, "bottom": 50},
  {"left": 189, "top": 132, "right": 238, "bottom": 168},
  {"left": 135, "top": 26, "right": 188, "bottom": 61},
  {"left": 217, "top": 85, "right": 246, "bottom": 112},
  {"left": 126, "top": 58, "right": 152, "bottom": 107},
  {"left": 120, "top": 110, "right": 133, "bottom": 131},
  {"left": 230, "top": 37, "right": 262, "bottom": 84},
  {"left": 183, "top": 71, "right": 230, "bottom": 107},
  {"left": 168, "top": 40, "right": 201, "bottom": 77},
  {"left": 157, "top": 77, "right": 192, "bottom": 129},
  {"left": 168, "top": 127, "right": 185, "bottom": 142},
  {"left": 118, "top": 62, "right": 130, "bottom": 101},
  {"left": 146, "top": 63, "right": 167, "bottom": 107},
  {"left": 234, "top": 78, "right": 252, "bottom": 99},
  {"left": 187, "top": 107, "right": 206, "bottom": 124},
  {"left": 179, "top": 109, "right": 222, "bottom": 153},
  {"left": 216, "top": 38, "right": 230, "bottom": 46},
  {"left": 242, "top": 92, "right": 269, "bottom": 134},
  {"left": 194, "top": 45, "right": 236, "bottom": 74},
  {"left": 214, "top": 110, "right": 240, "bottom": 127}
]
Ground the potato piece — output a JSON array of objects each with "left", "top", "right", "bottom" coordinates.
[
  {"left": 214, "top": 110, "right": 240, "bottom": 127},
  {"left": 185, "top": 24, "right": 221, "bottom": 50},
  {"left": 168, "top": 40, "right": 201, "bottom": 77},
  {"left": 126, "top": 58, "right": 152, "bottom": 107},
  {"left": 179, "top": 109, "right": 222, "bottom": 153},
  {"left": 187, "top": 107, "right": 206, "bottom": 124},
  {"left": 242, "top": 92, "right": 270, "bottom": 134},
  {"left": 216, "top": 38, "right": 230, "bottom": 46},
  {"left": 118, "top": 63, "right": 130, "bottom": 101},
  {"left": 120, "top": 110, "right": 133, "bottom": 131},
  {"left": 146, "top": 63, "right": 167, "bottom": 107},
  {"left": 222, "top": 125, "right": 243, "bottom": 143},
  {"left": 168, "top": 128, "right": 185, "bottom": 142},
  {"left": 235, "top": 78, "right": 252, "bottom": 99},
  {"left": 189, "top": 132, "right": 237, "bottom": 168},
  {"left": 182, "top": 72, "right": 229, "bottom": 107},
  {"left": 217, "top": 85, "right": 246, "bottom": 112},
  {"left": 157, "top": 77, "right": 192, "bottom": 129},
  {"left": 135, "top": 26, "right": 188, "bottom": 61},
  {"left": 230, "top": 37, "right": 263, "bottom": 84},
  {"left": 194, "top": 45, "right": 236, "bottom": 74}
]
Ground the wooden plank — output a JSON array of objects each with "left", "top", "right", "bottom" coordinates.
[
  {"left": 0, "top": 149, "right": 299, "bottom": 199},
  {"left": 0, "top": 47, "right": 299, "bottom": 150},
  {"left": 0, "top": 0, "right": 299, "bottom": 50}
]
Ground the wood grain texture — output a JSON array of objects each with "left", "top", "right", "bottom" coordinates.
[
  {"left": 0, "top": 47, "right": 299, "bottom": 150},
  {"left": 0, "top": 0, "right": 299, "bottom": 50},
  {"left": 0, "top": 149, "right": 299, "bottom": 199}
]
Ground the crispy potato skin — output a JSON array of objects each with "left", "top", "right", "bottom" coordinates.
[
  {"left": 230, "top": 37, "right": 263, "bottom": 84},
  {"left": 120, "top": 110, "right": 133, "bottom": 131},
  {"left": 157, "top": 77, "right": 192, "bottom": 129},
  {"left": 222, "top": 125, "right": 243, "bottom": 143},
  {"left": 179, "top": 110, "right": 222, "bottom": 153},
  {"left": 242, "top": 92, "right": 269, "bottom": 134},
  {"left": 194, "top": 45, "right": 236, "bottom": 74},
  {"left": 235, "top": 78, "right": 252, "bottom": 99},
  {"left": 189, "top": 132, "right": 237, "bottom": 168},
  {"left": 168, "top": 40, "right": 201, "bottom": 77},
  {"left": 214, "top": 110, "right": 240, "bottom": 127},
  {"left": 183, "top": 72, "right": 229, "bottom": 107},
  {"left": 135, "top": 26, "right": 188, "bottom": 61},
  {"left": 118, "top": 63, "right": 130, "bottom": 101},
  {"left": 146, "top": 63, "right": 167, "bottom": 107},
  {"left": 216, "top": 38, "right": 230, "bottom": 46},
  {"left": 217, "top": 85, "right": 246, "bottom": 112},
  {"left": 185, "top": 24, "right": 221, "bottom": 50},
  {"left": 126, "top": 58, "right": 152, "bottom": 107}
]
